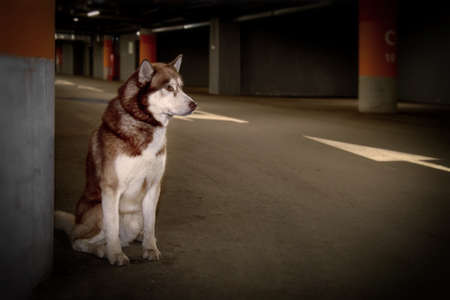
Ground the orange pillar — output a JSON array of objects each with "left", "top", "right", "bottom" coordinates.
[
  {"left": 0, "top": 0, "right": 54, "bottom": 59},
  {"left": 359, "top": 0, "right": 397, "bottom": 113},
  {"left": 103, "top": 35, "right": 113, "bottom": 80},
  {"left": 139, "top": 29, "right": 157, "bottom": 63}
]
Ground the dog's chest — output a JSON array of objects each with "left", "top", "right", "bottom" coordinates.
[{"left": 115, "top": 127, "right": 167, "bottom": 189}]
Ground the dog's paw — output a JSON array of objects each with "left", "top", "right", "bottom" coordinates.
[
  {"left": 95, "top": 245, "right": 105, "bottom": 258},
  {"left": 107, "top": 251, "right": 130, "bottom": 266},
  {"left": 143, "top": 247, "right": 161, "bottom": 261}
]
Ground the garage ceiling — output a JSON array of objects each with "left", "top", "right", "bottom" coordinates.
[{"left": 55, "top": 0, "right": 328, "bottom": 34}]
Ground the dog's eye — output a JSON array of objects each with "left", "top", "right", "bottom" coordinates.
[{"left": 166, "top": 85, "right": 174, "bottom": 92}]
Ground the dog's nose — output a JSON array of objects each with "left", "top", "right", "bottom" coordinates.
[{"left": 189, "top": 101, "right": 197, "bottom": 111}]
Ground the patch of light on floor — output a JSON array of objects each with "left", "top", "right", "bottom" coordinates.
[
  {"left": 77, "top": 85, "right": 104, "bottom": 92},
  {"left": 55, "top": 79, "right": 75, "bottom": 86},
  {"left": 174, "top": 110, "right": 248, "bottom": 124},
  {"left": 55, "top": 80, "right": 104, "bottom": 93},
  {"left": 304, "top": 135, "right": 450, "bottom": 173}
]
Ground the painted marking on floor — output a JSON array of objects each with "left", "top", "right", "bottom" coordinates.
[
  {"left": 57, "top": 97, "right": 248, "bottom": 124},
  {"left": 174, "top": 110, "right": 248, "bottom": 124},
  {"left": 173, "top": 115, "right": 194, "bottom": 122},
  {"left": 304, "top": 135, "right": 450, "bottom": 173}
]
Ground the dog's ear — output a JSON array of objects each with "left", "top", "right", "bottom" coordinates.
[
  {"left": 169, "top": 54, "right": 183, "bottom": 73},
  {"left": 138, "top": 59, "right": 154, "bottom": 85}
]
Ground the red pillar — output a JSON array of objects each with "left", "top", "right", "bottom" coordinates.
[
  {"left": 358, "top": 0, "right": 397, "bottom": 112},
  {"left": 103, "top": 36, "right": 113, "bottom": 80},
  {"left": 140, "top": 29, "right": 156, "bottom": 63},
  {"left": 55, "top": 44, "right": 62, "bottom": 73}
]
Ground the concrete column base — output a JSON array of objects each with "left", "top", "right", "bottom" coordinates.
[
  {"left": 358, "top": 76, "right": 397, "bottom": 113},
  {"left": 103, "top": 66, "right": 109, "bottom": 80},
  {"left": 0, "top": 55, "right": 54, "bottom": 299}
]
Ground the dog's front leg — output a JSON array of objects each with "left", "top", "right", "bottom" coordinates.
[
  {"left": 142, "top": 184, "right": 161, "bottom": 261},
  {"left": 102, "top": 187, "right": 129, "bottom": 266}
]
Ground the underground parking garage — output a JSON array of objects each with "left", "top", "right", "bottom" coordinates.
[{"left": 0, "top": 0, "right": 450, "bottom": 299}]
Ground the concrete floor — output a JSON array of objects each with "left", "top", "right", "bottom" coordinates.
[{"left": 34, "top": 75, "right": 450, "bottom": 300}]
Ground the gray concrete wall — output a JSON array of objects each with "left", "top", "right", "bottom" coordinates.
[
  {"left": 120, "top": 34, "right": 138, "bottom": 81},
  {"left": 61, "top": 42, "right": 74, "bottom": 75},
  {"left": 93, "top": 40, "right": 103, "bottom": 79},
  {"left": 398, "top": 2, "right": 450, "bottom": 104},
  {"left": 0, "top": 55, "right": 54, "bottom": 299},
  {"left": 240, "top": 3, "right": 358, "bottom": 97},
  {"left": 157, "top": 27, "right": 209, "bottom": 87}
]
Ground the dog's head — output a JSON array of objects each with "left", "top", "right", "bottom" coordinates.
[{"left": 119, "top": 55, "right": 197, "bottom": 126}]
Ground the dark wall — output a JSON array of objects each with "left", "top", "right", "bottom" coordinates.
[
  {"left": 240, "top": 3, "right": 358, "bottom": 97},
  {"left": 73, "top": 41, "right": 85, "bottom": 76},
  {"left": 398, "top": 2, "right": 450, "bottom": 104},
  {"left": 157, "top": 27, "right": 209, "bottom": 87},
  {"left": 61, "top": 42, "right": 74, "bottom": 75}
]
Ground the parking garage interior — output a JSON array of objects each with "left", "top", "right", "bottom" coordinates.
[{"left": 1, "top": 0, "right": 450, "bottom": 299}]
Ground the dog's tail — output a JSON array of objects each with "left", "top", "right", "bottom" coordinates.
[{"left": 54, "top": 210, "right": 75, "bottom": 236}]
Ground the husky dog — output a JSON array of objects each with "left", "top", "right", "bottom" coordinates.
[{"left": 55, "top": 55, "right": 197, "bottom": 266}]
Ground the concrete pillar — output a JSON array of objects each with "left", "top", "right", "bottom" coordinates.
[
  {"left": 93, "top": 37, "right": 103, "bottom": 79},
  {"left": 140, "top": 29, "right": 157, "bottom": 63},
  {"left": 0, "top": 0, "right": 54, "bottom": 299},
  {"left": 359, "top": 0, "right": 397, "bottom": 113},
  {"left": 209, "top": 18, "right": 240, "bottom": 95},
  {"left": 103, "top": 35, "right": 113, "bottom": 80},
  {"left": 120, "top": 34, "right": 139, "bottom": 81}
]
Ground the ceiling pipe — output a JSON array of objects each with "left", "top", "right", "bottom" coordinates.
[
  {"left": 150, "top": 21, "right": 210, "bottom": 33},
  {"left": 55, "top": 32, "right": 91, "bottom": 42},
  {"left": 234, "top": 0, "right": 334, "bottom": 22},
  {"left": 74, "top": 2, "right": 332, "bottom": 35}
]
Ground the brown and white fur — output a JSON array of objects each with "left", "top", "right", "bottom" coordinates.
[{"left": 55, "top": 55, "right": 197, "bottom": 266}]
